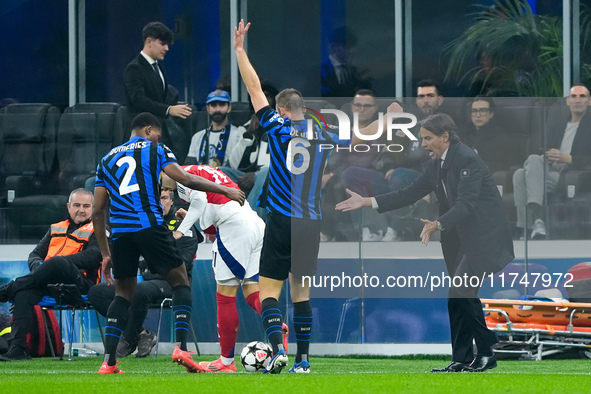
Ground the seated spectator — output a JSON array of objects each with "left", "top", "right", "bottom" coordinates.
[
  {"left": 321, "top": 89, "right": 379, "bottom": 241},
  {"left": 461, "top": 97, "right": 518, "bottom": 174},
  {"left": 341, "top": 83, "right": 436, "bottom": 241},
  {"left": 414, "top": 79, "right": 445, "bottom": 118},
  {"left": 513, "top": 84, "right": 591, "bottom": 239},
  {"left": 185, "top": 89, "right": 254, "bottom": 170},
  {"left": 87, "top": 188, "right": 200, "bottom": 358},
  {"left": 0, "top": 189, "right": 102, "bottom": 361}
]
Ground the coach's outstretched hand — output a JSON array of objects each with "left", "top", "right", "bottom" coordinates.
[
  {"left": 224, "top": 186, "right": 246, "bottom": 206},
  {"left": 335, "top": 188, "right": 369, "bottom": 212}
]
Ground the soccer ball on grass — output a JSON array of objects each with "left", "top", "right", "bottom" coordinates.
[{"left": 240, "top": 341, "right": 272, "bottom": 372}]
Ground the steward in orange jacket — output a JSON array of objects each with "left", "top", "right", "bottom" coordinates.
[
  {"left": 0, "top": 189, "right": 102, "bottom": 361},
  {"left": 28, "top": 217, "right": 102, "bottom": 286}
]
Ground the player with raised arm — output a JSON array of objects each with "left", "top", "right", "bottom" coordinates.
[
  {"left": 93, "top": 112, "right": 244, "bottom": 374},
  {"left": 161, "top": 164, "right": 265, "bottom": 373},
  {"left": 233, "top": 20, "right": 350, "bottom": 374}
]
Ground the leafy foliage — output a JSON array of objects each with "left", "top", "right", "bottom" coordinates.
[{"left": 445, "top": 0, "right": 591, "bottom": 97}]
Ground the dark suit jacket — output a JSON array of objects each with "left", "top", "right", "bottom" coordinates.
[
  {"left": 320, "top": 60, "right": 370, "bottom": 98},
  {"left": 546, "top": 110, "right": 591, "bottom": 171},
  {"left": 124, "top": 54, "right": 178, "bottom": 120},
  {"left": 375, "top": 142, "right": 514, "bottom": 273},
  {"left": 460, "top": 122, "right": 520, "bottom": 174}
]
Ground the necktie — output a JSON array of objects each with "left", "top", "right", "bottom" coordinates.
[
  {"left": 152, "top": 62, "right": 164, "bottom": 88},
  {"left": 337, "top": 65, "right": 349, "bottom": 85}
]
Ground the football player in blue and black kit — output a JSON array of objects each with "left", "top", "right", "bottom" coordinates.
[
  {"left": 92, "top": 112, "right": 245, "bottom": 374},
  {"left": 234, "top": 20, "right": 350, "bottom": 374}
]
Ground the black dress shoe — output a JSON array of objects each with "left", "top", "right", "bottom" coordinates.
[
  {"left": 430, "top": 361, "right": 469, "bottom": 373},
  {"left": 0, "top": 345, "right": 31, "bottom": 361},
  {"left": 464, "top": 354, "right": 497, "bottom": 372}
]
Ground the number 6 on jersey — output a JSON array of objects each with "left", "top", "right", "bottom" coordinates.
[{"left": 287, "top": 137, "right": 311, "bottom": 175}]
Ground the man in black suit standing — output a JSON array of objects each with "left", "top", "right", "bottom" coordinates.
[
  {"left": 124, "top": 22, "right": 192, "bottom": 157},
  {"left": 337, "top": 113, "right": 514, "bottom": 373}
]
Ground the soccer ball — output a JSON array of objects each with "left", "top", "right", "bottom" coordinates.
[{"left": 240, "top": 341, "right": 272, "bottom": 372}]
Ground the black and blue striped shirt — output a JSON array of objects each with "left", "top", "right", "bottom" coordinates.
[
  {"left": 257, "top": 106, "right": 349, "bottom": 220},
  {"left": 95, "top": 136, "right": 177, "bottom": 238}
]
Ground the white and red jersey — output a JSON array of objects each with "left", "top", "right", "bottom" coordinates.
[
  {"left": 176, "top": 164, "right": 259, "bottom": 235},
  {"left": 179, "top": 164, "right": 239, "bottom": 205}
]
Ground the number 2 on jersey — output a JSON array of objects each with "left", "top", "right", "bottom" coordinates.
[{"left": 117, "top": 156, "right": 140, "bottom": 195}]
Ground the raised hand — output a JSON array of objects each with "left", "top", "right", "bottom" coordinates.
[{"left": 233, "top": 19, "right": 251, "bottom": 51}]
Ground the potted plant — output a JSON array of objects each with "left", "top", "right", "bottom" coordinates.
[{"left": 445, "top": 0, "right": 591, "bottom": 97}]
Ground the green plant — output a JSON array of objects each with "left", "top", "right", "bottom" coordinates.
[{"left": 445, "top": 0, "right": 591, "bottom": 97}]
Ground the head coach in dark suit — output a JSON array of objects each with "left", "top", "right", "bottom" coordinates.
[
  {"left": 124, "top": 22, "right": 192, "bottom": 154},
  {"left": 337, "top": 113, "right": 514, "bottom": 373}
]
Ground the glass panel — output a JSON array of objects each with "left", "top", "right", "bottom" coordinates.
[{"left": 1, "top": 0, "right": 69, "bottom": 106}]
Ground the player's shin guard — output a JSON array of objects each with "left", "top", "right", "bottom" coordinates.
[
  {"left": 104, "top": 296, "right": 130, "bottom": 366},
  {"left": 293, "top": 300, "right": 312, "bottom": 363},
  {"left": 261, "top": 297, "right": 284, "bottom": 355},
  {"left": 245, "top": 291, "right": 262, "bottom": 315},
  {"left": 172, "top": 285, "right": 192, "bottom": 351},
  {"left": 216, "top": 292, "right": 239, "bottom": 358}
]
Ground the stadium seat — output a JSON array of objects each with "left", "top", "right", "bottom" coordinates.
[
  {"left": 0, "top": 103, "right": 60, "bottom": 200},
  {"left": 65, "top": 103, "right": 127, "bottom": 146},
  {"left": 56, "top": 103, "right": 126, "bottom": 194},
  {"left": 192, "top": 109, "right": 210, "bottom": 133},
  {"left": 230, "top": 101, "right": 252, "bottom": 113},
  {"left": 228, "top": 111, "right": 252, "bottom": 127},
  {"left": 162, "top": 104, "right": 199, "bottom": 164},
  {"left": 0, "top": 103, "right": 61, "bottom": 240}
]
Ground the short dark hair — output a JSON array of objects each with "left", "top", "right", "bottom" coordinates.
[
  {"left": 276, "top": 88, "right": 304, "bottom": 111},
  {"left": 470, "top": 96, "right": 496, "bottom": 112},
  {"left": 160, "top": 188, "right": 174, "bottom": 199},
  {"left": 69, "top": 188, "right": 93, "bottom": 204},
  {"left": 420, "top": 113, "right": 460, "bottom": 143},
  {"left": 330, "top": 26, "right": 357, "bottom": 48},
  {"left": 417, "top": 79, "right": 441, "bottom": 96},
  {"left": 131, "top": 112, "right": 162, "bottom": 130},
  {"left": 142, "top": 22, "right": 174, "bottom": 45},
  {"left": 354, "top": 89, "right": 375, "bottom": 97}
]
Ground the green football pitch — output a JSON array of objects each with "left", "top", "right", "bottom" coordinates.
[{"left": 2, "top": 355, "right": 591, "bottom": 393}]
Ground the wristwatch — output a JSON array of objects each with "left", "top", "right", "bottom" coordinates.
[{"left": 436, "top": 221, "right": 443, "bottom": 231}]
